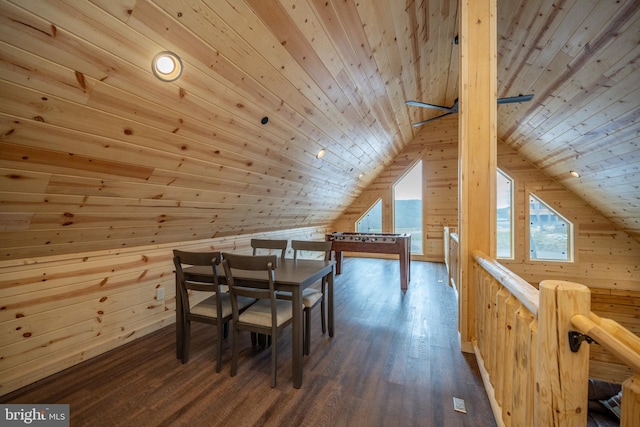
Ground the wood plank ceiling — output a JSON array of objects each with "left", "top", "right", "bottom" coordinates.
[{"left": 0, "top": 0, "right": 638, "bottom": 260}]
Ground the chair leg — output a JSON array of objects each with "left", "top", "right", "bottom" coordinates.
[
  {"left": 258, "top": 334, "right": 267, "bottom": 348},
  {"left": 257, "top": 334, "right": 271, "bottom": 348},
  {"left": 320, "top": 295, "right": 326, "bottom": 334},
  {"left": 251, "top": 332, "right": 257, "bottom": 347},
  {"left": 181, "top": 320, "right": 191, "bottom": 364},
  {"left": 215, "top": 322, "right": 223, "bottom": 373},
  {"left": 271, "top": 334, "right": 277, "bottom": 388},
  {"left": 231, "top": 327, "right": 239, "bottom": 377},
  {"left": 223, "top": 321, "right": 230, "bottom": 339},
  {"left": 304, "top": 308, "right": 311, "bottom": 356},
  {"left": 176, "top": 317, "right": 184, "bottom": 360}
]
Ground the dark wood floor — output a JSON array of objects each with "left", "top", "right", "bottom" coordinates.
[{"left": 1, "top": 258, "right": 496, "bottom": 427}]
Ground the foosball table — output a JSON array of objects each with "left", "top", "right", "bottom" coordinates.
[{"left": 326, "top": 232, "right": 411, "bottom": 291}]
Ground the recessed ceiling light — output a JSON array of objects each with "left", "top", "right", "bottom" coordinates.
[
  {"left": 358, "top": 173, "right": 364, "bottom": 180},
  {"left": 316, "top": 149, "right": 326, "bottom": 159},
  {"left": 570, "top": 170, "right": 580, "bottom": 178},
  {"left": 152, "top": 51, "right": 183, "bottom": 82}
]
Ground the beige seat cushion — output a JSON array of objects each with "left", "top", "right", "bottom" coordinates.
[
  {"left": 239, "top": 299, "right": 293, "bottom": 327},
  {"left": 301, "top": 288, "right": 322, "bottom": 307},
  {"left": 191, "top": 294, "right": 254, "bottom": 318},
  {"left": 277, "top": 288, "right": 323, "bottom": 308}
]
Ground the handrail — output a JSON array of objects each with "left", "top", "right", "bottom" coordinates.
[
  {"left": 589, "top": 312, "right": 640, "bottom": 354},
  {"left": 472, "top": 249, "right": 539, "bottom": 315},
  {"left": 571, "top": 314, "right": 640, "bottom": 372},
  {"left": 469, "top": 245, "right": 639, "bottom": 427}
]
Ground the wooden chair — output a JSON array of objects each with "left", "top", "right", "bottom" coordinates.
[
  {"left": 250, "top": 238, "right": 288, "bottom": 260},
  {"left": 172, "top": 250, "right": 255, "bottom": 372},
  {"left": 278, "top": 240, "right": 332, "bottom": 355},
  {"left": 221, "top": 252, "right": 293, "bottom": 388}
]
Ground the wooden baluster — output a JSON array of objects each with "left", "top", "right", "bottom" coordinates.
[
  {"left": 528, "top": 319, "right": 538, "bottom": 427},
  {"left": 501, "top": 296, "right": 520, "bottom": 426},
  {"left": 511, "top": 307, "right": 535, "bottom": 427},
  {"left": 487, "top": 279, "right": 501, "bottom": 378},
  {"left": 477, "top": 271, "right": 490, "bottom": 358},
  {"left": 492, "top": 286, "right": 510, "bottom": 397}
]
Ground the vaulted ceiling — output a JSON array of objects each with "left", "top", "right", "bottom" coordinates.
[{"left": 0, "top": 0, "right": 638, "bottom": 260}]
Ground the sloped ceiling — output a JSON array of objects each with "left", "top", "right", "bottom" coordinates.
[{"left": 0, "top": 0, "right": 638, "bottom": 260}]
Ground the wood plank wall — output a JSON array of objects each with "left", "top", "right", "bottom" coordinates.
[
  {"left": 498, "top": 141, "right": 640, "bottom": 292},
  {"left": 2, "top": 113, "right": 638, "bottom": 396},
  {"left": 497, "top": 142, "right": 640, "bottom": 383},
  {"left": 336, "top": 117, "right": 639, "bottom": 383},
  {"left": 0, "top": 226, "right": 328, "bottom": 396},
  {"left": 0, "top": 0, "right": 385, "bottom": 262},
  {"left": 332, "top": 116, "right": 459, "bottom": 262}
]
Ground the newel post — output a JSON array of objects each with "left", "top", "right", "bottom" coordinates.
[
  {"left": 622, "top": 373, "right": 640, "bottom": 426},
  {"left": 534, "top": 280, "right": 590, "bottom": 426}
]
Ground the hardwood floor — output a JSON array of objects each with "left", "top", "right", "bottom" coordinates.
[{"left": 1, "top": 258, "right": 496, "bottom": 427}]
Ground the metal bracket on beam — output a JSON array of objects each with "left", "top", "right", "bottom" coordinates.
[{"left": 568, "top": 330, "right": 597, "bottom": 353}]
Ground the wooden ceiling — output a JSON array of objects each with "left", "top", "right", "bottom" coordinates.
[{"left": 0, "top": 0, "right": 638, "bottom": 260}]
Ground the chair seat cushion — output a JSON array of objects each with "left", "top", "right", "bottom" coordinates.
[
  {"left": 277, "top": 288, "right": 322, "bottom": 308},
  {"left": 301, "top": 289, "right": 322, "bottom": 307},
  {"left": 239, "top": 299, "right": 293, "bottom": 327},
  {"left": 191, "top": 294, "right": 254, "bottom": 319}
]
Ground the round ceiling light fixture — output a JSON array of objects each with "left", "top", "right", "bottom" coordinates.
[
  {"left": 316, "top": 148, "right": 326, "bottom": 159},
  {"left": 152, "top": 51, "right": 183, "bottom": 82},
  {"left": 570, "top": 170, "right": 580, "bottom": 178}
]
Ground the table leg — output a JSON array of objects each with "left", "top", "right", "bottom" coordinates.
[
  {"left": 407, "top": 235, "right": 411, "bottom": 283},
  {"left": 334, "top": 251, "right": 343, "bottom": 274},
  {"left": 399, "top": 240, "right": 410, "bottom": 291},
  {"left": 175, "top": 275, "right": 183, "bottom": 360},
  {"left": 328, "top": 264, "right": 335, "bottom": 337},
  {"left": 292, "top": 287, "right": 303, "bottom": 388}
]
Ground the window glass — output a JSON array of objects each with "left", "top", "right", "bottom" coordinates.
[
  {"left": 497, "top": 169, "right": 513, "bottom": 259},
  {"left": 356, "top": 199, "right": 382, "bottom": 233},
  {"left": 393, "top": 161, "right": 423, "bottom": 254},
  {"left": 529, "top": 194, "right": 572, "bottom": 261}
]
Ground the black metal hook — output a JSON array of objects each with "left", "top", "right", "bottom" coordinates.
[{"left": 568, "top": 330, "right": 597, "bottom": 352}]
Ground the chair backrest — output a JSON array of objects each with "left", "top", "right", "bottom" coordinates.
[
  {"left": 172, "top": 250, "right": 223, "bottom": 316},
  {"left": 291, "top": 240, "right": 332, "bottom": 261},
  {"left": 250, "top": 238, "right": 287, "bottom": 260},
  {"left": 221, "top": 252, "right": 278, "bottom": 325}
]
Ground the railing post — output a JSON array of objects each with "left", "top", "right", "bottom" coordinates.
[
  {"left": 622, "top": 373, "right": 639, "bottom": 427},
  {"left": 534, "top": 280, "right": 590, "bottom": 426}
]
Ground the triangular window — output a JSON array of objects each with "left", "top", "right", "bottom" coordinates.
[
  {"left": 356, "top": 199, "right": 382, "bottom": 234},
  {"left": 529, "top": 193, "right": 573, "bottom": 261}
]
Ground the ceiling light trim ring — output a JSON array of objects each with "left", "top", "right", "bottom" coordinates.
[{"left": 152, "top": 51, "right": 183, "bottom": 82}]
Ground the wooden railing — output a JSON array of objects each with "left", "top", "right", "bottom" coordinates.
[
  {"left": 571, "top": 313, "right": 640, "bottom": 426},
  {"left": 443, "top": 226, "right": 458, "bottom": 290},
  {"left": 469, "top": 249, "right": 639, "bottom": 427}
]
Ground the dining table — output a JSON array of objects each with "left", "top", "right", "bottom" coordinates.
[{"left": 176, "top": 256, "right": 335, "bottom": 389}]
